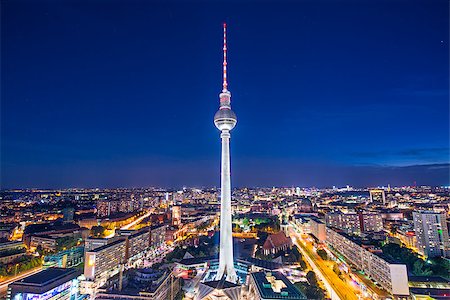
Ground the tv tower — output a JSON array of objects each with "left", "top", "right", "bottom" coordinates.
[{"left": 214, "top": 23, "right": 238, "bottom": 283}]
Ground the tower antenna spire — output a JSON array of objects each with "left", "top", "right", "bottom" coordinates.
[{"left": 222, "top": 22, "right": 228, "bottom": 92}]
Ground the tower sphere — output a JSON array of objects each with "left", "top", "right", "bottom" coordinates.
[{"left": 214, "top": 108, "right": 237, "bottom": 131}]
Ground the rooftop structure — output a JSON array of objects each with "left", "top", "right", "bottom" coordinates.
[
  {"left": 96, "top": 268, "right": 181, "bottom": 300},
  {"left": 248, "top": 271, "right": 306, "bottom": 300}
]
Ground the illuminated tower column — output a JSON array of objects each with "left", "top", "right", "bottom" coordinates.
[{"left": 214, "top": 23, "right": 238, "bottom": 283}]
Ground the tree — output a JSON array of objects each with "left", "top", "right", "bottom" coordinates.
[
  {"left": 390, "top": 225, "right": 398, "bottom": 235},
  {"left": 233, "top": 224, "right": 242, "bottom": 233},
  {"left": 91, "top": 226, "right": 106, "bottom": 237},
  {"left": 306, "top": 271, "right": 318, "bottom": 286},
  {"left": 413, "top": 260, "right": 432, "bottom": 276},
  {"left": 294, "top": 282, "right": 325, "bottom": 300},
  {"left": 317, "top": 249, "right": 328, "bottom": 260},
  {"left": 333, "top": 263, "right": 341, "bottom": 276}
]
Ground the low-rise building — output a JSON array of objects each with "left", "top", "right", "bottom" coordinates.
[
  {"left": 7, "top": 267, "right": 84, "bottom": 300},
  {"left": 30, "top": 235, "right": 57, "bottom": 252},
  {"left": 248, "top": 271, "right": 306, "bottom": 300},
  {"left": 95, "top": 269, "right": 181, "bottom": 300}
]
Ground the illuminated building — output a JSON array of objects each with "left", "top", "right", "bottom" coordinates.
[
  {"left": 172, "top": 205, "right": 181, "bottom": 226},
  {"left": 248, "top": 272, "right": 306, "bottom": 300},
  {"left": 150, "top": 225, "right": 166, "bottom": 249},
  {"left": 325, "top": 211, "right": 383, "bottom": 235},
  {"left": 95, "top": 269, "right": 181, "bottom": 300},
  {"left": 326, "top": 228, "right": 409, "bottom": 297},
  {"left": 43, "top": 246, "right": 84, "bottom": 268},
  {"left": 325, "top": 211, "right": 361, "bottom": 235},
  {"left": 413, "top": 211, "right": 450, "bottom": 258},
  {"left": 214, "top": 23, "right": 238, "bottom": 283},
  {"left": 7, "top": 267, "right": 83, "bottom": 300},
  {"left": 361, "top": 212, "right": 383, "bottom": 232},
  {"left": 395, "top": 228, "right": 417, "bottom": 250},
  {"left": 84, "top": 237, "right": 117, "bottom": 252},
  {"left": 81, "top": 239, "right": 127, "bottom": 296},
  {"left": 309, "top": 217, "right": 326, "bottom": 242},
  {"left": 369, "top": 189, "right": 386, "bottom": 205},
  {"left": 127, "top": 228, "right": 150, "bottom": 259}
]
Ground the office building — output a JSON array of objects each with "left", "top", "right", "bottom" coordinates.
[
  {"left": 413, "top": 211, "right": 450, "bottom": 258},
  {"left": 7, "top": 267, "right": 83, "bottom": 300},
  {"left": 361, "top": 212, "right": 383, "bottom": 232},
  {"left": 84, "top": 237, "right": 117, "bottom": 252}
]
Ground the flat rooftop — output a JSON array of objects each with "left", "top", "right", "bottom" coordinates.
[
  {"left": 251, "top": 271, "right": 306, "bottom": 299},
  {"left": 89, "top": 238, "right": 126, "bottom": 252},
  {"left": 13, "top": 267, "right": 79, "bottom": 286}
]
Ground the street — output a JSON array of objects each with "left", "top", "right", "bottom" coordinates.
[{"left": 289, "top": 227, "right": 360, "bottom": 300}]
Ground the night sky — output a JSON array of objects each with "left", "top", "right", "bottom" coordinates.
[{"left": 1, "top": 0, "right": 449, "bottom": 188}]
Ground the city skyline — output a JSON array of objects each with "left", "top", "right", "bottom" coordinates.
[{"left": 2, "top": 1, "right": 449, "bottom": 188}]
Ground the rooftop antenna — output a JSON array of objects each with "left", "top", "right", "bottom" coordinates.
[{"left": 222, "top": 23, "right": 228, "bottom": 92}]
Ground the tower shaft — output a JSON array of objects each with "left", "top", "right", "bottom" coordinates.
[
  {"left": 214, "top": 23, "right": 238, "bottom": 283},
  {"left": 216, "top": 130, "right": 237, "bottom": 282}
]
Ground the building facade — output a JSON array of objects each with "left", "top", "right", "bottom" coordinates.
[
  {"left": 309, "top": 217, "right": 326, "bottom": 242},
  {"left": 325, "top": 228, "right": 409, "bottom": 297},
  {"left": 413, "top": 211, "right": 450, "bottom": 258},
  {"left": 7, "top": 268, "right": 83, "bottom": 300}
]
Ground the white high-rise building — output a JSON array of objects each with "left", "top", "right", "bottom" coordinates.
[
  {"left": 413, "top": 211, "right": 450, "bottom": 258},
  {"left": 214, "top": 23, "right": 238, "bottom": 283}
]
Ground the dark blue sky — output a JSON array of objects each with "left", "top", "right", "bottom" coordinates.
[{"left": 1, "top": 0, "right": 449, "bottom": 188}]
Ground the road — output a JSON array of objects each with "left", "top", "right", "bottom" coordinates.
[
  {"left": 121, "top": 211, "right": 152, "bottom": 230},
  {"left": 0, "top": 267, "right": 43, "bottom": 299},
  {"left": 290, "top": 228, "right": 359, "bottom": 300}
]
